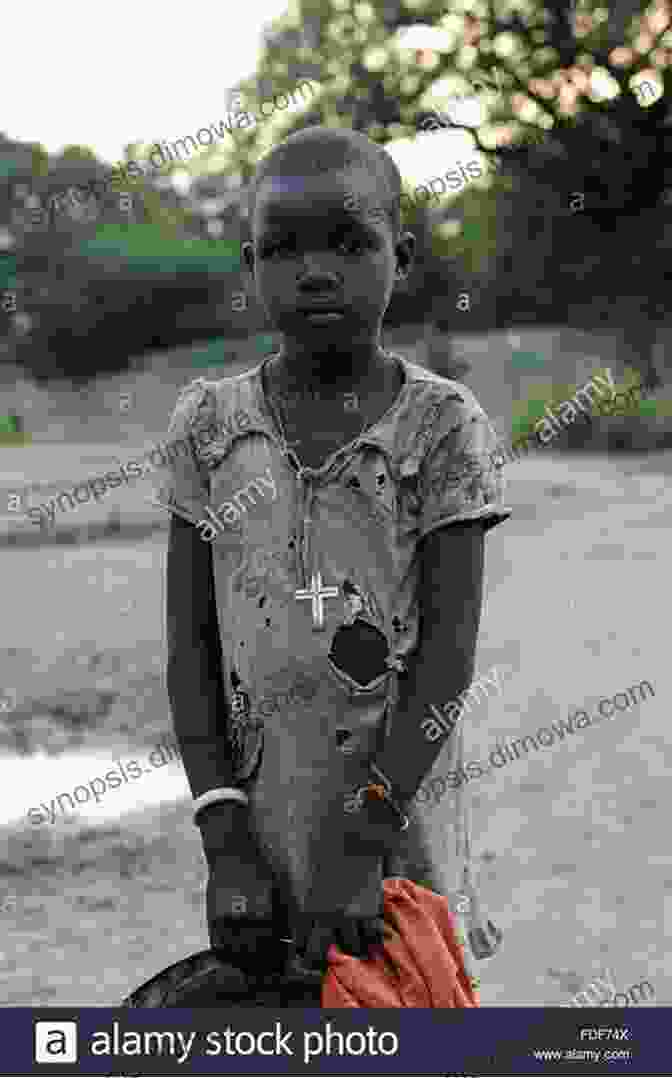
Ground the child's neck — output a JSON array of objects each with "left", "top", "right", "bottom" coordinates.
[{"left": 270, "top": 339, "right": 388, "bottom": 399}]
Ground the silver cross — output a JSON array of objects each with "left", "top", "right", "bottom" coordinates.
[{"left": 294, "top": 571, "right": 340, "bottom": 631}]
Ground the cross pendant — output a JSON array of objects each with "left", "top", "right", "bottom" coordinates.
[{"left": 294, "top": 571, "right": 340, "bottom": 631}]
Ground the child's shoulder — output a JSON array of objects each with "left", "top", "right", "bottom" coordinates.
[
  {"left": 386, "top": 354, "right": 498, "bottom": 471},
  {"left": 393, "top": 355, "right": 490, "bottom": 434},
  {"left": 169, "top": 365, "right": 263, "bottom": 432},
  {"left": 398, "top": 355, "right": 482, "bottom": 411}
]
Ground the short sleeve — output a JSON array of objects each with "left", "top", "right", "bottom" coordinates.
[
  {"left": 151, "top": 378, "right": 213, "bottom": 527},
  {"left": 418, "top": 393, "right": 512, "bottom": 539}
]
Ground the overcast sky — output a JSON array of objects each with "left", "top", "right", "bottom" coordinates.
[{"left": 2, "top": 0, "right": 294, "bottom": 165}]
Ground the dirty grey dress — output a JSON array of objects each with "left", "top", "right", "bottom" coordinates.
[{"left": 153, "top": 354, "right": 511, "bottom": 960}]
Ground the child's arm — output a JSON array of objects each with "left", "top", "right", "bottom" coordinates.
[
  {"left": 158, "top": 381, "right": 239, "bottom": 803},
  {"left": 323, "top": 522, "right": 485, "bottom": 864},
  {"left": 167, "top": 513, "right": 287, "bottom": 972},
  {"left": 166, "top": 512, "right": 235, "bottom": 801},
  {"left": 338, "top": 390, "right": 511, "bottom": 850},
  {"left": 159, "top": 380, "right": 286, "bottom": 971},
  {"left": 372, "top": 520, "right": 485, "bottom": 802},
  {"left": 375, "top": 391, "right": 510, "bottom": 807}
]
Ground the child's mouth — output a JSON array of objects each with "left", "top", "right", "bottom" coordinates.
[
  {"left": 297, "top": 304, "right": 345, "bottom": 325},
  {"left": 303, "top": 311, "right": 344, "bottom": 324}
]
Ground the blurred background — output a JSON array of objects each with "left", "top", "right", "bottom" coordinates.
[{"left": 0, "top": 0, "right": 670, "bottom": 1011}]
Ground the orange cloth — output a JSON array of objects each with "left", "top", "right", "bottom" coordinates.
[{"left": 322, "top": 878, "right": 480, "bottom": 1008}]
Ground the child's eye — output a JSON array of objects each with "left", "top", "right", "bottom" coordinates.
[
  {"left": 260, "top": 233, "right": 368, "bottom": 259},
  {"left": 336, "top": 235, "right": 366, "bottom": 255},
  {"left": 260, "top": 238, "right": 296, "bottom": 258}
]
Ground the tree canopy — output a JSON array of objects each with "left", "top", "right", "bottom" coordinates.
[{"left": 2, "top": 0, "right": 670, "bottom": 385}]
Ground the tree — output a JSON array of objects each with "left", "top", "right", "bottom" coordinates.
[
  {"left": 6, "top": 0, "right": 672, "bottom": 385},
  {"left": 195, "top": 0, "right": 671, "bottom": 387}
]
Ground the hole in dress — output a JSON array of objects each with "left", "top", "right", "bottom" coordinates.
[{"left": 329, "top": 618, "right": 389, "bottom": 687}]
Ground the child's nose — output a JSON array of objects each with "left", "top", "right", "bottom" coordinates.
[{"left": 297, "top": 262, "right": 341, "bottom": 286}]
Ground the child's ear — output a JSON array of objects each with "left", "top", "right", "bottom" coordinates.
[
  {"left": 395, "top": 231, "right": 416, "bottom": 279},
  {"left": 242, "top": 241, "right": 255, "bottom": 274}
]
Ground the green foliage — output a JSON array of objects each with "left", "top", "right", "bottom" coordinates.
[
  {"left": 0, "top": 413, "right": 18, "bottom": 434},
  {"left": 509, "top": 366, "right": 672, "bottom": 443},
  {"left": 636, "top": 397, "right": 672, "bottom": 417},
  {"left": 0, "top": 154, "right": 22, "bottom": 178},
  {"left": 60, "top": 145, "right": 99, "bottom": 162},
  {"left": 599, "top": 368, "right": 672, "bottom": 417},
  {"left": 189, "top": 332, "right": 279, "bottom": 368},
  {"left": 0, "top": 254, "right": 17, "bottom": 291},
  {"left": 513, "top": 378, "right": 573, "bottom": 424},
  {"left": 253, "top": 333, "right": 278, "bottom": 354},
  {"left": 30, "top": 144, "right": 50, "bottom": 178},
  {"left": 79, "top": 223, "right": 241, "bottom": 274},
  {"left": 432, "top": 173, "right": 509, "bottom": 278},
  {"left": 399, "top": 188, "right": 430, "bottom": 232},
  {"left": 190, "top": 339, "right": 239, "bottom": 368},
  {"left": 0, "top": 433, "right": 30, "bottom": 446},
  {"left": 0, "top": 414, "right": 29, "bottom": 445},
  {"left": 511, "top": 350, "right": 545, "bottom": 371},
  {"left": 132, "top": 186, "right": 195, "bottom": 236},
  {"left": 9, "top": 0, "right": 670, "bottom": 383},
  {"left": 511, "top": 378, "right": 589, "bottom": 442}
]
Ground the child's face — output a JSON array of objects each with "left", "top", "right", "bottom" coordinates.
[{"left": 242, "top": 164, "right": 414, "bottom": 349}]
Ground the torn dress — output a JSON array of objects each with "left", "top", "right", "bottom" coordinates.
[{"left": 153, "top": 353, "right": 511, "bottom": 961}]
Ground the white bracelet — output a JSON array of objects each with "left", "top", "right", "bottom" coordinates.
[{"left": 193, "top": 787, "right": 249, "bottom": 825}]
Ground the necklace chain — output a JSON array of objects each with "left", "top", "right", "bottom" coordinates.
[
  {"left": 273, "top": 386, "right": 368, "bottom": 457},
  {"left": 265, "top": 348, "right": 400, "bottom": 462},
  {"left": 267, "top": 350, "right": 390, "bottom": 455},
  {"left": 268, "top": 347, "right": 391, "bottom": 403}
]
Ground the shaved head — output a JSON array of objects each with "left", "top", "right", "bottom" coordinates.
[{"left": 247, "top": 126, "right": 402, "bottom": 238}]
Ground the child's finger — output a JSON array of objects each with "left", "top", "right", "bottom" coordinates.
[
  {"left": 359, "top": 916, "right": 386, "bottom": 951},
  {"left": 337, "top": 918, "right": 368, "bottom": 958},
  {"left": 304, "top": 922, "right": 336, "bottom": 969}
]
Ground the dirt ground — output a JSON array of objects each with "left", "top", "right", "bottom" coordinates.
[{"left": 0, "top": 445, "right": 669, "bottom": 1008}]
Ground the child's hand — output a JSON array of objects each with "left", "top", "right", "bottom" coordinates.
[
  {"left": 295, "top": 911, "right": 389, "bottom": 971},
  {"left": 207, "top": 906, "right": 288, "bottom": 976},
  {"left": 206, "top": 853, "right": 287, "bottom": 976},
  {"left": 205, "top": 846, "right": 276, "bottom": 922},
  {"left": 198, "top": 802, "right": 285, "bottom": 975}
]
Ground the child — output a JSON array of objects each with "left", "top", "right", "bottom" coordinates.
[{"left": 154, "top": 125, "right": 511, "bottom": 976}]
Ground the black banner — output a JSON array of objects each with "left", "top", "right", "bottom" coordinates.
[{"left": 7, "top": 1006, "right": 667, "bottom": 1075}]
